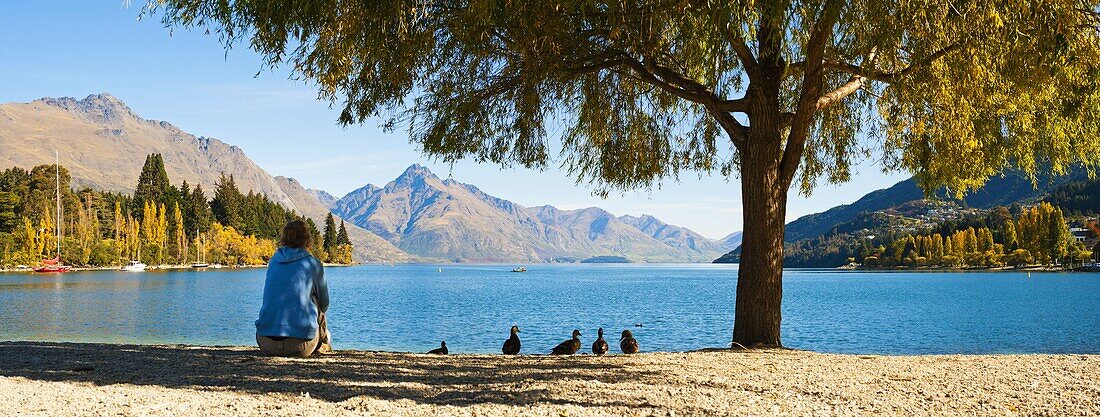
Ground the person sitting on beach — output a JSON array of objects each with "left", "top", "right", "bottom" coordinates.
[{"left": 255, "top": 220, "right": 331, "bottom": 357}]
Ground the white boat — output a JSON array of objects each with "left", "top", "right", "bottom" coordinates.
[
  {"left": 511, "top": 267, "right": 527, "bottom": 273},
  {"left": 121, "top": 261, "right": 147, "bottom": 272}
]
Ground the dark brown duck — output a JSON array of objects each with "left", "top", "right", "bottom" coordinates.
[
  {"left": 550, "top": 329, "right": 582, "bottom": 355},
  {"left": 427, "top": 341, "right": 448, "bottom": 354},
  {"left": 620, "top": 330, "right": 638, "bottom": 354},
  {"left": 502, "top": 325, "right": 521, "bottom": 355},
  {"left": 592, "top": 327, "right": 609, "bottom": 355}
]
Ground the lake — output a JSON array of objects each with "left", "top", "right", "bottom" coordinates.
[{"left": 0, "top": 264, "right": 1097, "bottom": 355}]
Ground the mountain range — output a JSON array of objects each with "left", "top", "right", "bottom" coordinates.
[
  {"left": 716, "top": 166, "right": 1094, "bottom": 264},
  {"left": 782, "top": 170, "right": 1090, "bottom": 243},
  {"left": 0, "top": 93, "right": 412, "bottom": 262},
  {"left": 1, "top": 93, "right": 737, "bottom": 263},
  {"left": 330, "top": 164, "right": 732, "bottom": 262}
]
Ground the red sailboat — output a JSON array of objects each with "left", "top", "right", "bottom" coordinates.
[
  {"left": 34, "top": 151, "right": 70, "bottom": 273},
  {"left": 34, "top": 256, "right": 70, "bottom": 273}
]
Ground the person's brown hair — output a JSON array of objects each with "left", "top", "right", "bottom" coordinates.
[{"left": 280, "top": 220, "right": 312, "bottom": 248}]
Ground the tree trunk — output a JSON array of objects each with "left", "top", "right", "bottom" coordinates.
[{"left": 732, "top": 135, "right": 788, "bottom": 348}]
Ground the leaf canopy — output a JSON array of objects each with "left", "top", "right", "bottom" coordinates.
[{"left": 147, "top": 0, "right": 1100, "bottom": 196}]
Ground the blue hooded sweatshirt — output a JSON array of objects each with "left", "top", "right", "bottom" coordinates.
[{"left": 255, "top": 247, "right": 329, "bottom": 340}]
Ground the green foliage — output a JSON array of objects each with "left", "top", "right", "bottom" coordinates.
[
  {"left": 323, "top": 213, "right": 338, "bottom": 251},
  {"left": 0, "top": 192, "right": 19, "bottom": 233},
  {"left": 132, "top": 154, "right": 172, "bottom": 219},
  {"left": 211, "top": 174, "right": 243, "bottom": 230},
  {"left": 147, "top": 1, "right": 1100, "bottom": 196},
  {"left": 305, "top": 218, "right": 325, "bottom": 261},
  {"left": 1044, "top": 178, "right": 1100, "bottom": 216},
  {"left": 858, "top": 202, "right": 1075, "bottom": 268},
  {"left": 336, "top": 220, "right": 351, "bottom": 246},
  {"left": 183, "top": 183, "right": 213, "bottom": 233}
]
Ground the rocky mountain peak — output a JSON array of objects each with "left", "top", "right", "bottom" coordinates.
[
  {"left": 36, "top": 93, "right": 136, "bottom": 125},
  {"left": 391, "top": 164, "right": 439, "bottom": 186}
]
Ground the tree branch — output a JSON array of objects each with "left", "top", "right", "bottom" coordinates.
[
  {"left": 563, "top": 47, "right": 753, "bottom": 147},
  {"left": 815, "top": 74, "right": 866, "bottom": 111},
  {"left": 779, "top": 0, "right": 844, "bottom": 185},
  {"left": 800, "top": 41, "right": 965, "bottom": 83},
  {"left": 711, "top": 8, "right": 759, "bottom": 78}
]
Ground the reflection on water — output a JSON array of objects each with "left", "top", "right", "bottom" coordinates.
[{"left": 0, "top": 265, "right": 1097, "bottom": 354}]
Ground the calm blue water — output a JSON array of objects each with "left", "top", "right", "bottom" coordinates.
[{"left": 0, "top": 264, "right": 1097, "bottom": 354}]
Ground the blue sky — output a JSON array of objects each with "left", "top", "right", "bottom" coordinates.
[{"left": 0, "top": 1, "right": 908, "bottom": 239}]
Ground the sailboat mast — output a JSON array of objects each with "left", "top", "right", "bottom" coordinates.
[{"left": 55, "top": 150, "right": 61, "bottom": 260}]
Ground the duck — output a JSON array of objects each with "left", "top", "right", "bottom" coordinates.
[
  {"left": 591, "top": 328, "right": 609, "bottom": 355},
  {"left": 550, "top": 329, "right": 582, "bottom": 355},
  {"left": 427, "top": 341, "right": 448, "bottom": 355},
  {"left": 620, "top": 330, "right": 639, "bottom": 354},
  {"left": 502, "top": 325, "right": 521, "bottom": 355}
]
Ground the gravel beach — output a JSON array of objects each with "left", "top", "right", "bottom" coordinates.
[{"left": 0, "top": 341, "right": 1096, "bottom": 416}]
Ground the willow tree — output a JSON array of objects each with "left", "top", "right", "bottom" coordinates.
[{"left": 147, "top": 1, "right": 1100, "bottom": 346}]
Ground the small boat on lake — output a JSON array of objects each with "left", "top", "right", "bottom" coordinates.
[
  {"left": 34, "top": 152, "right": 70, "bottom": 274},
  {"left": 34, "top": 257, "right": 71, "bottom": 273},
  {"left": 121, "top": 261, "right": 147, "bottom": 272},
  {"left": 511, "top": 267, "right": 527, "bottom": 273}
]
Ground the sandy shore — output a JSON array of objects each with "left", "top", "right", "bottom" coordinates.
[{"left": 0, "top": 342, "right": 1096, "bottom": 416}]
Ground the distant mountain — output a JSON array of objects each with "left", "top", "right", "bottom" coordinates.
[
  {"left": 784, "top": 169, "right": 1089, "bottom": 243},
  {"left": 331, "top": 164, "right": 726, "bottom": 262},
  {"left": 1043, "top": 177, "right": 1100, "bottom": 216},
  {"left": 717, "top": 231, "right": 743, "bottom": 251},
  {"left": 0, "top": 93, "right": 412, "bottom": 263},
  {"left": 310, "top": 188, "right": 338, "bottom": 209},
  {"left": 716, "top": 167, "right": 1091, "bottom": 264},
  {"left": 619, "top": 214, "right": 727, "bottom": 254},
  {"left": 274, "top": 176, "right": 413, "bottom": 263}
]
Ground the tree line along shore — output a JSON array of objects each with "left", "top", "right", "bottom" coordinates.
[
  {"left": 0, "top": 154, "right": 354, "bottom": 269},
  {"left": 851, "top": 203, "right": 1098, "bottom": 270}
]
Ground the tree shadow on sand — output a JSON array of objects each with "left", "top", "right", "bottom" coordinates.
[{"left": 0, "top": 341, "right": 674, "bottom": 408}]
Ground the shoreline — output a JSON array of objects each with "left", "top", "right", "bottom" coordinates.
[
  {"left": 1, "top": 341, "right": 1096, "bottom": 416},
  {"left": 842, "top": 264, "right": 1100, "bottom": 273}
]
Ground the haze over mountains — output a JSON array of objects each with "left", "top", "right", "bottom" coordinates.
[{"left": 1, "top": 93, "right": 737, "bottom": 263}]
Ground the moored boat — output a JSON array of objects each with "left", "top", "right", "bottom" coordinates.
[
  {"left": 121, "top": 260, "right": 147, "bottom": 272},
  {"left": 34, "top": 151, "right": 69, "bottom": 274}
]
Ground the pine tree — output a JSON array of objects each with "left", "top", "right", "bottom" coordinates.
[
  {"left": 185, "top": 183, "right": 212, "bottom": 233},
  {"left": 211, "top": 174, "right": 243, "bottom": 230},
  {"left": 322, "top": 213, "right": 338, "bottom": 251},
  {"left": 305, "top": 218, "right": 325, "bottom": 262},
  {"left": 0, "top": 192, "right": 18, "bottom": 233},
  {"left": 337, "top": 220, "right": 351, "bottom": 245},
  {"left": 132, "top": 154, "right": 172, "bottom": 219}
]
